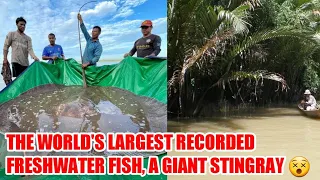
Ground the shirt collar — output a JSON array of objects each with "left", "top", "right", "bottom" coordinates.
[
  {"left": 91, "top": 38, "right": 99, "bottom": 42},
  {"left": 16, "top": 30, "right": 25, "bottom": 36}
]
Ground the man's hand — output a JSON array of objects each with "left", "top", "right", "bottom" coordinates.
[
  {"left": 77, "top": 13, "right": 83, "bottom": 24},
  {"left": 82, "top": 62, "right": 90, "bottom": 69},
  {"left": 145, "top": 53, "right": 156, "bottom": 58},
  {"left": 34, "top": 56, "right": 39, "bottom": 61},
  {"left": 3, "top": 58, "right": 8, "bottom": 64},
  {"left": 124, "top": 53, "right": 130, "bottom": 58},
  {"left": 52, "top": 56, "right": 58, "bottom": 60}
]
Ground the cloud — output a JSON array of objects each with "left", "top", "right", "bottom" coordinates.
[
  {"left": 123, "top": 0, "right": 148, "bottom": 7},
  {"left": 79, "top": 1, "right": 117, "bottom": 17},
  {"left": 112, "top": 7, "right": 134, "bottom": 19},
  {"left": 112, "top": 0, "right": 148, "bottom": 19}
]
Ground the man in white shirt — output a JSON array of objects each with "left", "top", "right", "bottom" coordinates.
[
  {"left": 302, "top": 90, "right": 317, "bottom": 110},
  {"left": 3, "top": 17, "right": 39, "bottom": 77}
]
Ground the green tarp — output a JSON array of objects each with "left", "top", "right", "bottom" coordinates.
[
  {"left": 0, "top": 56, "right": 167, "bottom": 105},
  {"left": 0, "top": 57, "right": 167, "bottom": 179}
]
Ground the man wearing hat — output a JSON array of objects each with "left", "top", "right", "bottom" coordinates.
[
  {"left": 124, "top": 20, "right": 161, "bottom": 58},
  {"left": 301, "top": 89, "right": 317, "bottom": 110}
]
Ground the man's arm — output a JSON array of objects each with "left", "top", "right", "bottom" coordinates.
[
  {"left": 42, "top": 56, "right": 52, "bottom": 60},
  {"left": 312, "top": 96, "right": 317, "bottom": 106},
  {"left": 151, "top": 35, "right": 161, "bottom": 56},
  {"left": 42, "top": 47, "right": 52, "bottom": 60},
  {"left": 57, "top": 45, "right": 65, "bottom": 59},
  {"left": 129, "top": 41, "right": 137, "bottom": 56},
  {"left": 307, "top": 96, "right": 316, "bottom": 106},
  {"left": 3, "top": 32, "right": 12, "bottom": 63},
  {"left": 90, "top": 45, "right": 103, "bottom": 65},
  {"left": 129, "top": 45, "right": 137, "bottom": 56},
  {"left": 124, "top": 41, "right": 137, "bottom": 58},
  {"left": 27, "top": 38, "right": 39, "bottom": 60},
  {"left": 60, "top": 46, "right": 65, "bottom": 59},
  {"left": 80, "top": 23, "right": 91, "bottom": 41},
  {"left": 78, "top": 14, "right": 91, "bottom": 41}
]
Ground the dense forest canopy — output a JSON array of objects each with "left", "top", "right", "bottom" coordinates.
[{"left": 168, "top": 0, "right": 320, "bottom": 117}]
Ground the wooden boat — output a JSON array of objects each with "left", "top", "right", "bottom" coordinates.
[{"left": 298, "top": 103, "right": 320, "bottom": 118}]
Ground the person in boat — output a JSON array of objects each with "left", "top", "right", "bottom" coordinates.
[
  {"left": 3, "top": 17, "right": 39, "bottom": 78},
  {"left": 77, "top": 13, "right": 103, "bottom": 69},
  {"left": 123, "top": 20, "right": 161, "bottom": 58},
  {"left": 301, "top": 89, "right": 317, "bottom": 110},
  {"left": 42, "top": 33, "right": 65, "bottom": 64}
]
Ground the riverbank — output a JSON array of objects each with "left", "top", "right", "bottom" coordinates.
[{"left": 169, "top": 101, "right": 301, "bottom": 119}]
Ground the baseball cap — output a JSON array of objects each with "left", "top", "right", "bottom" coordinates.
[{"left": 141, "top": 20, "right": 152, "bottom": 27}]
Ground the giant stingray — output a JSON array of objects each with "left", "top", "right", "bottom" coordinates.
[{"left": 0, "top": 85, "right": 166, "bottom": 157}]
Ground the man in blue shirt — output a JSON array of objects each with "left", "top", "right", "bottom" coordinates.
[
  {"left": 77, "top": 13, "right": 103, "bottom": 69},
  {"left": 42, "top": 33, "right": 65, "bottom": 64}
]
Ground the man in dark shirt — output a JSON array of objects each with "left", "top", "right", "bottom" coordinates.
[{"left": 124, "top": 20, "right": 161, "bottom": 58}]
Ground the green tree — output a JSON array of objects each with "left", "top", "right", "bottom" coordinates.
[{"left": 168, "top": 0, "right": 320, "bottom": 117}]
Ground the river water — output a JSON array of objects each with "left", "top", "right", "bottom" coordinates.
[{"left": 168, "top": 107, "right": 320, "bottom": 180}]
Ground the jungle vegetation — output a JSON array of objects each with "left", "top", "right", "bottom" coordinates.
[{"left": 168, "top": 0, "right": 320, "bottom": 117}]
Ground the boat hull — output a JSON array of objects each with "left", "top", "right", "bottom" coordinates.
[{"left": 298, "top": 104, "right": 320, "bottom": 118}]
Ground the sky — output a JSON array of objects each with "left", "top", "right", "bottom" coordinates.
[{"left": 0, "top": 0, "right": 167, "bottom": 63}]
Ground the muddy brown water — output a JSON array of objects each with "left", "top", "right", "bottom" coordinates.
[
  {"left": 168, "top": 107, "right": 320, "bottom": 179},
  {"left": 0, "top": 85, "right": 167, "bottom": 158}
]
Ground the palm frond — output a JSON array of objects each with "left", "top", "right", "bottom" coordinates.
[
  {"left": 227, "top": 28, "right": 319, "bottom": 61},
  {"left": 217, "top": 5, "right": 252, "bottom": 35},
  {"left": 218, "top": 70, "right": 289, "bottom": 91},
  {"left": 224, "top": 0, "right": 261, "bottom": 10}
]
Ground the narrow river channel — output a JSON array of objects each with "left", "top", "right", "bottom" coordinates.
[{"left": 168, "top": 107, "right": 320, "bottom": 180}]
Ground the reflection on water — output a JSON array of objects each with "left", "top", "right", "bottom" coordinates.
[{"left": 168, "top": 107, "right": 320, "bottom": 180}]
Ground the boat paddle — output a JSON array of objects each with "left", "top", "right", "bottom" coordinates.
[{"left": 77, "top": 1, "right": 97, "bottom": 88}]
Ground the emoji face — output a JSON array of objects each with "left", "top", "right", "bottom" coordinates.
[{"left": 289, "top": 156, "right": 310, "bottom": 177}]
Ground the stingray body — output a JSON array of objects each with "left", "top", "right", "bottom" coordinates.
[
  {"left": 55, "top": 96, "right": 99, "bottom": 118},
  {"left": 0, "top": 85, "right": 166, "bottom": 159}
]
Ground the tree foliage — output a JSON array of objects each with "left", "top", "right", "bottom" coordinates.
[{"left": 168, "top": 0, "right": 320, "bottom": 117}]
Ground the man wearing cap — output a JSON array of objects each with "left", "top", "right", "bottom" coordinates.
[
  {"left": 124, "top": 20, "right": 161, "bottom": 58},
  {"left": 301, "top": 89, "right": 317, "bottom": 110}
]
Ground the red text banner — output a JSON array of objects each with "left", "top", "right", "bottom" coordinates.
[{"left": 4, "top": 132, "right": 286, "bottom": 176}]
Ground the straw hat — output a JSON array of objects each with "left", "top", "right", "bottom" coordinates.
[{"left": 304, "top": 89, "right": 311, "bottom": 95}]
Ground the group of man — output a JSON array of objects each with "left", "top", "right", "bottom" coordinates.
[{"left": 2, "top": 14, "right": 162, "bottom": 84}]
